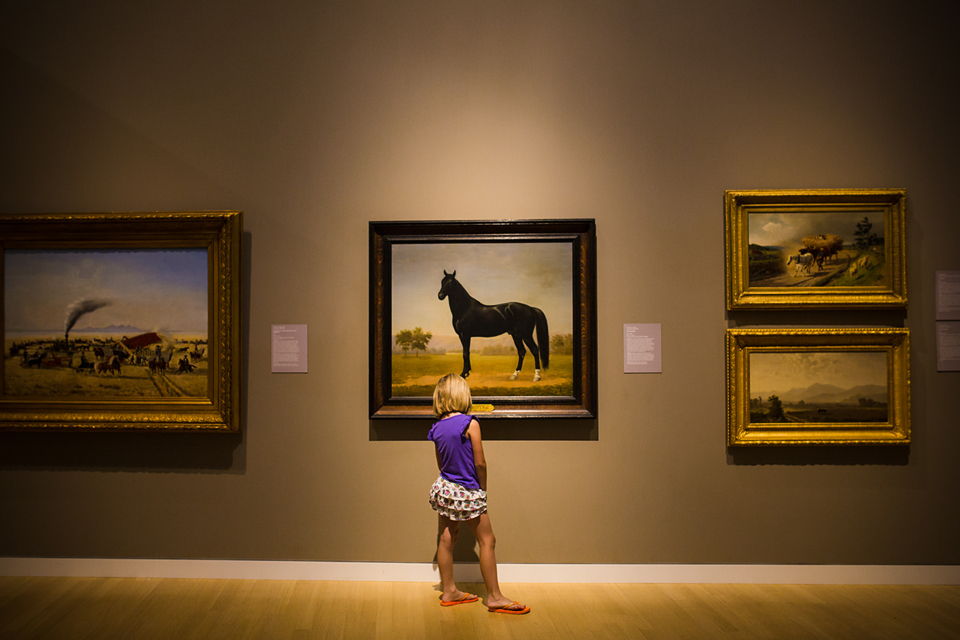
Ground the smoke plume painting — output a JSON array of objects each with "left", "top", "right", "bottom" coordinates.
[
  {"left": 4, "top": 248, "right": 209, "bottom": 398},
  {"left": 65, "top": 299, "right": 112, "bottom": 337}
]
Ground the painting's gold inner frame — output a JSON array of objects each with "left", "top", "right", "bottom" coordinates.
[{"left": 726, "top": 328, "right": 910, "bottom": 446}]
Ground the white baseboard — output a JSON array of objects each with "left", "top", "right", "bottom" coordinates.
[{"left": 1, "top": 558, "right": 958, "bottom": 585}]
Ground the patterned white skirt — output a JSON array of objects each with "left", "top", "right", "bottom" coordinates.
[{"left": 428, "top": 475, "right": 487, "bottom": 521}]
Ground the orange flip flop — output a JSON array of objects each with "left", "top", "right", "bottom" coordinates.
[
  {"left": 488, "top": 601, "right": 530, "bottom": 615},
  {"left": 440, "top": 593, "right": 479, "bottom": 607}
]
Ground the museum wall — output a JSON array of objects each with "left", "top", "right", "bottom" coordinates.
[{"left": 2, "top": 0, "right": 959, "bottom": 565}]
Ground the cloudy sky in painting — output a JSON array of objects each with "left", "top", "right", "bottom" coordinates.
[
  {"left": 750, "top": 350, "right": 888, "bottom": 396},
  {"left": 392, "top": 241, "right": 573, "bottom": 339},
  {"left": 748, "top": 210, "right": 886, "bottom": 248},
  {"left": 5, "top": 249, "right": 208, "bottom": 334}
]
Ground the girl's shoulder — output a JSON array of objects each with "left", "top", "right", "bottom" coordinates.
[{"left": 429, "top": 412, "right": 473, "bottom": 435}]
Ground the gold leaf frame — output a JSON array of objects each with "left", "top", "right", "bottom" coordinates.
[
  {"left": 0, "top": 211, "right": 242, "bottom": 431},
  {"left": 726, "top": 328, "right": 910, "bottom": 446},
  {"left": 725, "top": 189, "right": 907, "bottom": 309}
]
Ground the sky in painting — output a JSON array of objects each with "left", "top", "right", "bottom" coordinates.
[
  {"left": 392, "top": 241, "right": 573, "bottom": 339},
  {"left": 750, "top": 350, "right": 888, "bottom": 395},
  {"left": 748, "top": 210, "right": 886, "bottom": 248},
  {"left": 5, "top": 249, "right": 208, "bottom": 334}
]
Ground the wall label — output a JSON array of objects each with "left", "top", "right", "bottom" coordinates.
[
  {"left": 272, "top": 324, "right": 308, "bottom": 373},
  {"left": 624, "top": 323, "right": 661, "bottom": 373},
  {"left": 936, "top": 271, "right": 960, "bottom": 321}
]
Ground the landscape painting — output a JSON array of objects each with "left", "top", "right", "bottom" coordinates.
[
  {"left": 747, "top": 210, "right": 886, "bottom": 288},
  {"left": 726, "top": 328, "right": 911, "bottom": 446},
  {"left": 369, "top": 219, "right": 597, "bottom": 419},
  {"left": 724, "top": 189, "right": 907, "bottom": 309},
  {"left": 391, "top": 242, "right": 574, "bottom": 399},
  {"left": 5, "top": 248, "right": 209, "bottom": 399},
  {"left": 749, "top": 350, "right": 888, "bottom": 424}
]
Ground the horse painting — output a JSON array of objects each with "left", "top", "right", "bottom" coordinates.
[
  {"left": 787, "top": 252, "right": 815, "bottom": 276},
  {"left": 438, "top": 270, "right": 549, "bottom": 381},
  {"left": 95, "top": 356, "right": 121, "bottom": 376}
]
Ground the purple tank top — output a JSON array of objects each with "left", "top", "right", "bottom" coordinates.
[{"left": 427, "top": 413, "right": 480, "bottom": 490}]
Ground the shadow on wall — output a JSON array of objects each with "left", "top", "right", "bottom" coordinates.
[
  {"left": 0, "top": 431, "right": 244, "bottom": 473},
  {"left": 728, "top": 446, "right": 910, "bottom": 466},
  {"left": 370, "top": 418, "right": 597, "bottom": 442}
]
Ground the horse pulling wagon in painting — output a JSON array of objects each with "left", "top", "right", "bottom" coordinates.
[
  {"left": 19, "top": 352, "right": 43, "bottom": 368},
  {"left": 19, "top": 351, "right": 70, "bottom": 369},
  {"left": 800, "top": 234, "right": 844, "bottom": 270},
  {"left": 786, "top": 234, "right": 845, "bottom": 277},
  {"left": 75, "top": 355, "right": 95, "bottom": 373}
]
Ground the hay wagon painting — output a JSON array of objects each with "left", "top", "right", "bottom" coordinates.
[
  {"left": 746, "top": 212, "right": 885, "bottom": 289},
  {"left": 725, "top": 189, "right": 907, "bottom": 309}
]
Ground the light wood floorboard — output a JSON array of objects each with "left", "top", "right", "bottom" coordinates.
[{"left": 2, "top": 577, "right": 959, "bottom": 640}]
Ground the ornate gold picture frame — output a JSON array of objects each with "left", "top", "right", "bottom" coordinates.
[
  {"left": 1, "top": 211, "right": 242, "bottom": 431},
  {"left": 725, "top": 189, "right": 907, "bottom": 309},
  {"left": 726, "top": 328, "right": 910, "bottom": 446}
]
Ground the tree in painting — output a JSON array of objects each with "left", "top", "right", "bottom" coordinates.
[{"left": 395, "top": 327, "right": 432, "bottom": 356}]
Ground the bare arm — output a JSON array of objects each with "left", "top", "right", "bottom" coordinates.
[
  {"left": 435, "top": 447, "right": 443, "bottom": 472},
  {"left": 466, "top": 419, "right": 487, "bottom": 491}
]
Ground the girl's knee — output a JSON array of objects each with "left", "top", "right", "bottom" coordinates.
[
  {"left": 439, "top": 524, "right": 460, "bottom": 546},
  {"left": 476, "top": 530, "right": 496, "bottom": 549}
]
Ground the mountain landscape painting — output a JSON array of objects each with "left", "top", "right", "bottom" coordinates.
[{"left": 749, "top": 350, "right": 889, "bottom": 423}]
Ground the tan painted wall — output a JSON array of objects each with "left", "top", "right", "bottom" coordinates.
[{"left": 2, "top": 1, "right": 959, "bottom": 565}]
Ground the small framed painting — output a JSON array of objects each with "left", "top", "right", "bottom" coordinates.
[
  {"left": 726, "top": 328, "right": 910, "bottom": 446},
  {"left": 725, "top": 189, "right": 907, "bottom": 309}
]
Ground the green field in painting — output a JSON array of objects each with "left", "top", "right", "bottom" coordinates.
[{"left": 392, "top": 353, "right": 573, "bottom": 397}]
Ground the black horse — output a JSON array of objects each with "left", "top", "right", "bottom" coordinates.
[{"left": 438, "top": 270, "right": 549, "bottom": 381}]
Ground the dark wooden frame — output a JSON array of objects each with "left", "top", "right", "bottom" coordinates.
[
  {"left": 370, "top": 219, "right": 597, "bottom": 419},
  {"left": 0, "top": 211, "right": 242, "bottom": 432}
]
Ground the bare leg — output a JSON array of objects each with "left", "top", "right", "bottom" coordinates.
[
  {"left": 437, "top": 516, "right": 475, "bottom": 603},
  {"left": 467, "top": 513, "right": 527, "bottom": 612}
]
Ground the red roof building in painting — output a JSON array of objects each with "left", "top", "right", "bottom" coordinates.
[{"left": 120, "top": 332, "right": 163, "bottom": 350}]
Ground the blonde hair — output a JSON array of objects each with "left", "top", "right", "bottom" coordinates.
[{"left": 433, "top": 373, "right": 473, "bottom": 418}]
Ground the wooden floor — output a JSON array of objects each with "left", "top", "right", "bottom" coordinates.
[{"left": 2, "top": 577, "right": 960, "bottom": 640}]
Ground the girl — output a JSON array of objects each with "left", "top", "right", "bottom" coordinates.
[{"left": 427, "top": 373, "right": 530, "bottom": 614}]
